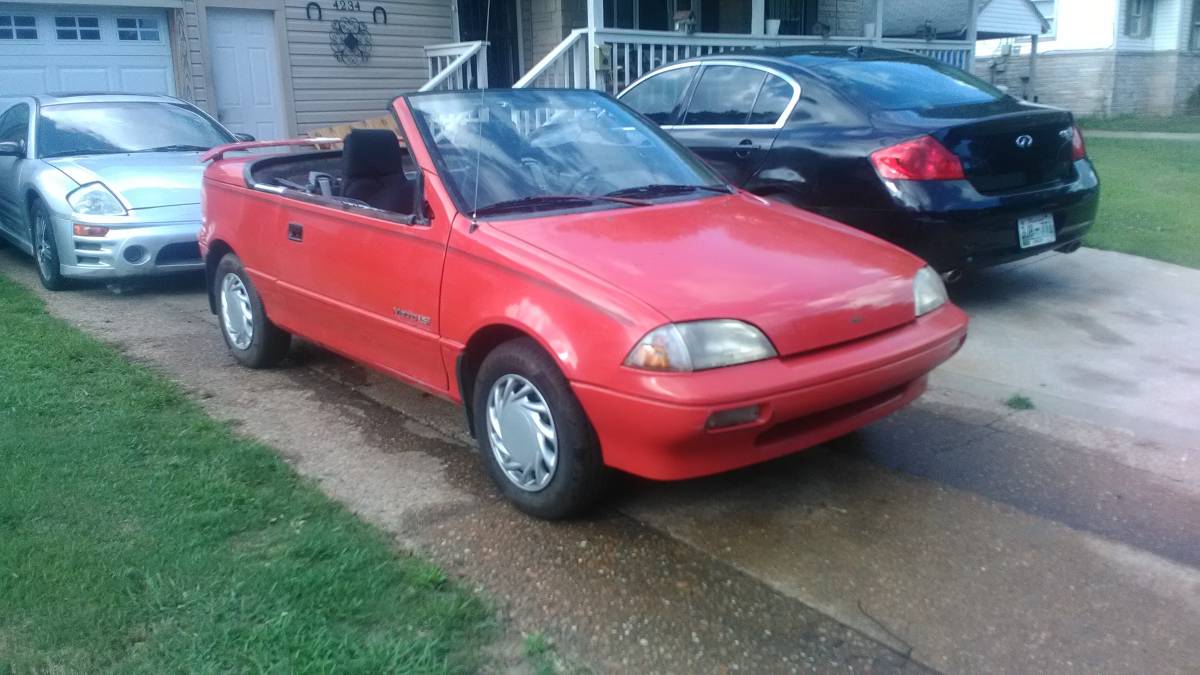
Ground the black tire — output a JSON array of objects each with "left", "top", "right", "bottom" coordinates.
[
  {"left": 29, "top": 198, "right": 68, "bottom": 291},
  {"left": 473, "top": 338, "right": 609, "bottom": 519},
  {"left": 213, "top": 253, "right": 291, "bottom": 368}
]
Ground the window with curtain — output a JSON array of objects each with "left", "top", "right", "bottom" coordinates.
[{"left": 1124, "top": 0, "right": 1154, "bottom": 38}]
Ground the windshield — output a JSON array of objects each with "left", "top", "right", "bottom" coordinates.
[
  {"left": 808, "top": 58, "right": 1007, "bottom": 111},
  {"left": 37, "top": 102, "right": 234, "bottom": 158},
  {"left": 407, "top": 89, "right": 726, "bottom": 216}
]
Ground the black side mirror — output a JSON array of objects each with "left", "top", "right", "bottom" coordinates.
[
  {"left": 233, "top": 132, "right": 256, "bottom": 142},
  {"left": 0, "top": 140, "right": 23, "bottom": 157},
  {"left": 405, "top": 169, "right": 429, "bottom": 226}
]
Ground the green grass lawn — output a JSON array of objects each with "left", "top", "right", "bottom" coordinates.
[
  {"left": 0, "top": 276, "right": 495, "bottom": 673},
  {"left": 1084, "top": 137, "right": 1200, "bottom": 269},
  {"left": 1079, "top": 115, "right": 1200, "bottom": 134}
]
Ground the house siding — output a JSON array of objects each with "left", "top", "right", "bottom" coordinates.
[
  {"left": 977, "top": 0, "right": 1046, "bottom": 37},
  {"left": 175, "top": 0, "right": 453, "bottom": 134}
]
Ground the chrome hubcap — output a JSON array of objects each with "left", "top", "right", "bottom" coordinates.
[
  {"left": 219, "top": 273, "right": 254, "bottom": 350},
  {"left": 34, "top": 212, "right": 53, "bottom": 279},
  {"left": 487, "top": 374, "right": 558, "bottom": 492}
]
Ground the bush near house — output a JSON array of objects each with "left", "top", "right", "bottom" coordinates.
[
  {"left": 0, "top": 276, "right": 495, "bottom": 673},
  {"left": 1084, "top": 137, "right": 1200, "bottom": 269}
]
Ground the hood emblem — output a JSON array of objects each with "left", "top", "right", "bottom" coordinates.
[{"left": 1015, "top": 134, "right": 1034, "bottom": 149}]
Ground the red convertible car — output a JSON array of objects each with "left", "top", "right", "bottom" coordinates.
[{"left": 199, "top": 89, "right": 968, "bottom": 519}]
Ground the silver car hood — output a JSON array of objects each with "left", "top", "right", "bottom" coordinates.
[{"left": 45, "top": 152, "right": 205, "bottom": 210}]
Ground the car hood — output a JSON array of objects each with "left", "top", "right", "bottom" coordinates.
[
  {"left": 45, "top": 152, "right": 205, "bottom": 210},
  {"left": 493, "top": 193, "right": 925, "bottom": 356}
]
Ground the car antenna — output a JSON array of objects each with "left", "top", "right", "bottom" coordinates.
[{"left": 468, "top": 0, "right": 493, "bottom": 233}]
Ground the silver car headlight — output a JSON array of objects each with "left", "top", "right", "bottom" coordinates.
[
  {"left": 914, "top": 266, "right": 948, "bottom": 317},
  {"left": 624, "top": 320, "right": 778, "bottom": 372},
  {"left": 67, "top": 182, "right": 127, "bottom": 216}
]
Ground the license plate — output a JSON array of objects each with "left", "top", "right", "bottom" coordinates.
[{"left": 1017, "top": 213, "right": 1056, "bottom": 249}]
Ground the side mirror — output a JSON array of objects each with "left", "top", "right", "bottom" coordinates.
[
  {"left": 405, "top": 169, "right": 429, "bottom": 226},
  {"left": 233, "top": 132, "right": 256, "bottom": 142},
  {"left": 0, "top": 140, "right": 23, "bottom": 157}
]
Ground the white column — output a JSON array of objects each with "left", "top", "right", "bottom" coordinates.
[
  {"left": 751, "top": 0, "right": 765, "bottom": 35},
  {"left": 965, "top": 0, "right": 979, "bottom": 71},
  {"left": 587, "top": 0, "right": 604, "bottom": 89},
  {"left": 1028, "top": 34, "right": 1039, "bottom": 102},
  {"left": 587, "top": 0, "right": 603, "bottom": 30},
  {"left": 874, "top": 0, "right": 885, "bottom": 45}
]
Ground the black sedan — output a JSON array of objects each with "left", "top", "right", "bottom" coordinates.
[{"left": 617, "top": 47, "right": 1100, "bottom": 275}]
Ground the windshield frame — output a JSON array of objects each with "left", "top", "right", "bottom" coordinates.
[
  {"left": 34, "top": 99, "right": 235, "bottom": 159},
  {"left": 397, "top": 88, "right": 729, "bottom": 220}
]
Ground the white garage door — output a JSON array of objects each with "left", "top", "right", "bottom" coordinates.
[{"left": 0, "top": 4, "right": 174, "bottom": 96}]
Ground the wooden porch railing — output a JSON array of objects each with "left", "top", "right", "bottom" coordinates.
[
  {"left": 420, "top": 41, "right": 489, "bottom": 92},
  {"left": 515, "top": 28, "right": 976, "bottom": 95}
]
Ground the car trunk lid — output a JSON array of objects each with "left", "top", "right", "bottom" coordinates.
[{"left": 877, "top": 104, "right": 1076, "bottom": 194}]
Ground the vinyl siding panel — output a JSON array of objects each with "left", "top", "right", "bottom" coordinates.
[
  {"left": 978, "top": 0, "right": 1047, "bottom": 36},
  {"left": 283, "top": 0, "right": 452, "bottom": 131}
]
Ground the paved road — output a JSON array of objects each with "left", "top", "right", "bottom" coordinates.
[{"left": 2, "top": 245, "right": 1196, "bottom": 674}]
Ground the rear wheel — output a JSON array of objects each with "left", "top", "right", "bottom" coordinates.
[
  {"left": 30, "top": 199, "right": 67, "bottom": 291},
  {"left": 473, "top": 338, "right": 608, "bottom": 519},
  {"left": 214, "top": 253, "right": 291, "bottom": 368}
]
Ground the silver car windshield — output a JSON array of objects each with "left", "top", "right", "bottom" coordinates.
[
  {"left": 407, "top": 89, "right": 728, "bottom": 217},
  {"left": 37, "top": 102, "right": 233, "bottom": 158}
]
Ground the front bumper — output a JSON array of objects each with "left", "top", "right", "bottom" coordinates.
[
  {"left": 829, "top": 160, "right": 1101, "bottom": 272},
  {"left": 55, "top": 215, "right": 203, "bottom": 280},
  {"left": 573, "top": 305, "right": 968, "bottom": 481}
]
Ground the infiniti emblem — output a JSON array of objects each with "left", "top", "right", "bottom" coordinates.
[{"left": 1015, "top": 134, "right": 1034, "bottom": 149}]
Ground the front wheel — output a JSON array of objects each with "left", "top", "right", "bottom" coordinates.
[
  {"left": 213, "top": 253, "right": 291, "bottom": 368},
  {"left": 473, "top": 338, "right": 609, "bottom": 519},
  {"left": 30, "top": 199, "right": 67, "bottom": 291}
]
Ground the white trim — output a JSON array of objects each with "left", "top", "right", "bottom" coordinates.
[
  {"left": 6, "top": 0, "right": 184, "bottom": 7},
  {"left": 619, "top": 60, "right": 801, "bottom": 130}
]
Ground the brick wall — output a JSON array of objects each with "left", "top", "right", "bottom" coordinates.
[
  {"left": 819, "top": 0, "right": 865, "bottom": 36},
  {"left": 975, "top": 51, "right": 1116, "bottom": 116}
]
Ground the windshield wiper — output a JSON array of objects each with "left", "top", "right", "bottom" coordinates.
[
  {"left": 473, "top": 194, "right": 650, "bottom": 216},
  {"left": 137, "top": 144, "right": 212, "bottom": 153},
  {"left": 606, "top": 183, "right": 733, "bottom": 198},
  {"left": 41, "top": 150, "right": 125, "bottom": 159}
]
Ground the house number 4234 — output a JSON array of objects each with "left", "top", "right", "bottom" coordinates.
[{"left": 332, "top": 0, "right": 362, "bottom": 10}]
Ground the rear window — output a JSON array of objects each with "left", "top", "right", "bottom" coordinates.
[{"left": 809, "top": 59, "right": 1006, "bottom": 111}]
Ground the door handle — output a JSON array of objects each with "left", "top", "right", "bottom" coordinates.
[
  {"left": 734, "top": 138, "right": 762, "bottom": 158},
  {"left": 287, "top": 222, "right": 303, "bottom": 242}
]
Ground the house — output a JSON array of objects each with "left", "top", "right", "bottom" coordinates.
[
  {"left": 975, "top": 0, "right": 1200, "bottom": 116},
  {"left": 1, "top": 1, "right": 1015, "bottom": 139}
]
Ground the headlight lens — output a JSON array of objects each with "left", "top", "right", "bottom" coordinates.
[
  {"left": 66, "top": 182, "right": 127, "bottom": 216},
  {"left": 913, "top": 266, "right": 948, "bottom": 317},
  {"left": 624, "top": 320, "right": 777, "bottom": 372}
]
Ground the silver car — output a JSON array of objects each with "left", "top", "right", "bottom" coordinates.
[{"left": 0, "top": 94, "right": 244, "bottom": 290}]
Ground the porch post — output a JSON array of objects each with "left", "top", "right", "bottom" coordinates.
[
  {"left": 751, "top": 0, "right": 765, "bottom": 35},
  {"left": 965, "top": 0, "right": 979, "bottom": 71},
  {"left": 874, "top": 0, "right": 885, "bottom": 45},
  {"left": 586, "top": 0, "right": 603, "bottom": 89},
  {"left": 1028, "top": 34, "right": 1039, "bottom": 102}
]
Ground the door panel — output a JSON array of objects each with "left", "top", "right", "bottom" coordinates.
[
  {"left": 0, "top": 103, "right": 30, "bottom": 238},
  {"left": 206, "top": 8, "right": 286, "bottom": 140},
  {"left": 271, "top": 198, "right": 451, "bottom": 391},
  {"left": 666, "top": 65, "right": 788, "bottom": 185}
]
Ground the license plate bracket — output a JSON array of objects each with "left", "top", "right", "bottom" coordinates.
[{"left": 1018, "top": 213, "right": 1056, "bottom": 249}]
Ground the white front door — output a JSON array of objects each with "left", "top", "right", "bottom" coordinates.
[{"left": 206, "top": 7, "right": 286, "bottom": 140}]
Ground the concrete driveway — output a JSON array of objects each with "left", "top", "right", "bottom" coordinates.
[{"left": 1, "top": 245, "right": 1197, "bottom": 674}]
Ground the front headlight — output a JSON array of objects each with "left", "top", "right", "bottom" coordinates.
[
  {"left": 913, "top": 266, "right": 948, "bottom": 317},
  {"left": 66, "top": 182, "right": 127, "bottom": 216},
  {"left": 624, "top": 320, "right": 778, "bottom": 372}
]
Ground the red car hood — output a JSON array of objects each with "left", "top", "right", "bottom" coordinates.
[{"left": 493, "top": 193, "right": 925, "bottom": 356}]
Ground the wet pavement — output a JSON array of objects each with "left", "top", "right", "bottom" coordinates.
[{"left": 2, "top": 245, "right": 1197, "bottom": 674}]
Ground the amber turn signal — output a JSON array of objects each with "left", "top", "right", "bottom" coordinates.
[{"left": 73, "top": 224, "right": 109, "bottom": 237}]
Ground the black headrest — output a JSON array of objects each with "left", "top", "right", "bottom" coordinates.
[{"left": 342, "top": 128, "right": 405, "bottom": 179}]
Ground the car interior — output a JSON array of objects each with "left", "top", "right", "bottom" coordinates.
[{"left": 249, "top": 128, "right": 419, "bottom": 217}]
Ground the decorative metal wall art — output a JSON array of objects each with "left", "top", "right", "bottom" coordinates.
[{"left": 329, "top": 17, "right": 372, "bottom": 64}]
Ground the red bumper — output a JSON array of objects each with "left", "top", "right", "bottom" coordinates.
[{"left": 573, "top": 306, "right": 968, "bottom": 480}]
